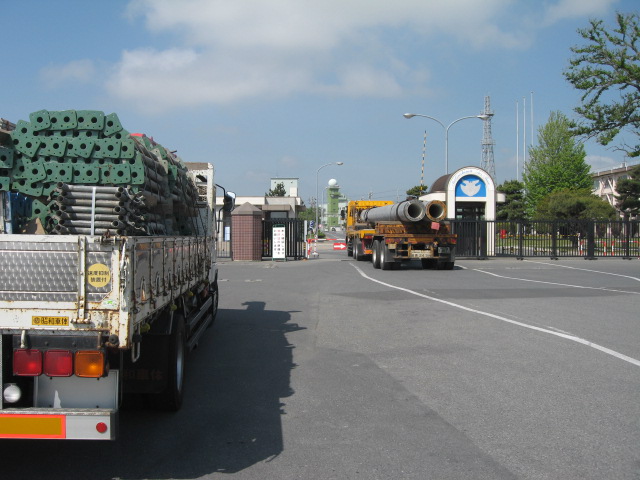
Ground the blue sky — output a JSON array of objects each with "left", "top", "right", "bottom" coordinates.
[{"left": 2, "top": 0, "right": 638, "bottom": 202}]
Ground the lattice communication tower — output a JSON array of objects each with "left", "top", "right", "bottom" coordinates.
[{"left": 480, "top": 95, "right": 496, "bottom": 179}]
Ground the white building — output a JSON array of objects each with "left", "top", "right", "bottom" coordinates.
[{"left": 591, "top": 162, "right": 639, "bottom": 212}]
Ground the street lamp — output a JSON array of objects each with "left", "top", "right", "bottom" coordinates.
[
  {"left": 315, "top": 162, "right": 343, "bottom": 252},
  {"left": 403, "top": 112, "right": 493, "bottom": 174}
]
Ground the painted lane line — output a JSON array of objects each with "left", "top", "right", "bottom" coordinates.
[
  {"left": 350, "top": 264, "right": 640, "bottom": 368},
  {"left": 524, "top": 259, "right": 640, "bottom": 282},
  {"left": 474, "top": 268, "right": 640, "bottom": 295}
]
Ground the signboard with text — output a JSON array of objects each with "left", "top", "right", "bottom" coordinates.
[{"left": 272, "top": 225, "right": 286, "bottom": 259}]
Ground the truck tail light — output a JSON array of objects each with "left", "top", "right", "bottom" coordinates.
[
  {"left": 13, "top": 349, "right": 43, "bottom": 376},
  {"left": 44, "top": 350, "right": 74, "bottom": 377},
  {"left": 75, "top": 351, "right": 105, "bottom": 378}
]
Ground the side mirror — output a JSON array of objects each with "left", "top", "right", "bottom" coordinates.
[{"left": 223, "top": 191, "right": 236, "bottom": 212}]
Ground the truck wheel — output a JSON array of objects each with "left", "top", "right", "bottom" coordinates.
[
  {"left": 380, "top": 245, "right": 395, "bottom": 270},
  {"left": 354, "top": 240, "right": 364, "bottom": 261},
  {"left": 347, "top": 239, "right": 353, "bottom": 257},
  {"left": 155, "top": 312, "right": 186, "bottom": 411},
  {"left": 207, "top": 280, "right": 219, "bottom": 327},
  {"left": 444, "top": 261, "right": 455, "bottom": 270},
  {"left": 372, "top": 240, "right": 381, "bottom": 269}
]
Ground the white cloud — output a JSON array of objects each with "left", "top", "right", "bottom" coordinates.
[
  {"left": 543, "top": 0, "right": 619, "bottom": 25},
  {"left": 104, "top": 0, "right": 614, "bottom": 111},
  {"left": 40, "top": 59, "right": 96, "bottom": 88},
  {"left": 279, "top": 156, "right": 299, "bottom": 168},
  {"left": 586, "top": 154, "right": 624, "bottom": 172}
]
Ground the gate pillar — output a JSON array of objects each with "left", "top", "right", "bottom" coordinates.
[{"left": 231, "top": 202, "right": 263, "bottom": 261}]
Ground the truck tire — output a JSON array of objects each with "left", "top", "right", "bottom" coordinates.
[
  {"left": 380, "top": 244, "right": 395, "bottom": 270},
  {"left": 354, "top": 239, "right": 365, "bottom": 261},
  {"left": 207, "top": 280, "right": 219, "bottom": 327},
  {"left": 154, "top": 312, "right": 186, "bottom": 411},
  {"left": 347, "top": 239, "right": 353, "bottom": 257},
  {"left": 372, "top": 240, "right": 381, "bottom": 269}
]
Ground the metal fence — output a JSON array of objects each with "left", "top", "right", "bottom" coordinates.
[
  {"left": 450, "top": 219, "right": 640, "bottom": 259},
  {"left": 262, "top": 219, "right": 307, "bottom": 259},
  {"left": 215, "top": 213, "right": 232, "bottom": 258}
]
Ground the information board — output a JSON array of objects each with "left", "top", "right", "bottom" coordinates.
[{"left": 272, "top": 225, "right": 286, "bottom": 260}]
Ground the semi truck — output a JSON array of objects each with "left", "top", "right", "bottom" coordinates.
[
  {"left": 0, "top": 110, "right": 219, "bottom": 440},
  {"left": 345, "top": 199, "right": 457, "bottom": 270}
]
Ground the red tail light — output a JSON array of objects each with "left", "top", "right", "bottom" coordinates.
[
  {"left": 44, "top": 350, "right": 74, "bottom": 377},
  {"left": 13, "top": 349, "right": 43, "bottom": 376}
]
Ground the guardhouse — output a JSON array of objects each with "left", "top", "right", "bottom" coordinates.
[{"left": 421, "top": 166, "right": 505, "bottom": 256}]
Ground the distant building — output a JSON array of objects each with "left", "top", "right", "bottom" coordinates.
[
  {"left": 591, "top": 163, "right": 639, "bottom": 213},
  {"left": 270, "top": 177, "right": 299, "bottom": 197},
  {"left": 215, "top": 194, "right": 303, "bottom": 220},
  {"left": 321, "top": 179, "right": 347, "bottom": 229}
]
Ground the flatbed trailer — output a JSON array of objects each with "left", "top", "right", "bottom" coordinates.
[{"left": 345, "top": 199, "right": 457, "bottom": 270}]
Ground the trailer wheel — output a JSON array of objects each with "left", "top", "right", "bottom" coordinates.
[
  {"left": 354, "top": 239, "right": 365, "bottom": 261},
  {"left": 154, "top": 312, "right": 186, "bottom": 411},
  {"left": 372, "top": 240, "right": 381, "bottom": 269},
  {"left": 380, "top": 244, "right": 395, "bottom": 270}
]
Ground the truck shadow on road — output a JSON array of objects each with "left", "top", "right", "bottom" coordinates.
[{"left": 0, "top": 301, "right": 303, "bottom": 479}]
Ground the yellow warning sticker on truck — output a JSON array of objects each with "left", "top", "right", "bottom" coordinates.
[
  {"left": 87, "top": 263, "right": 111, "bottom": 288},
  {"left": 32, "top": 316, "right": 69, "bottom": 326}
]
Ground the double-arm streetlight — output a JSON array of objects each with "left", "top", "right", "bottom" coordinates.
[
  {"left": 403, "top": 113, "right": 493, "bottom": 174},
  {"left": 315, "top": 162, "right": 343, "bottom": 236}
]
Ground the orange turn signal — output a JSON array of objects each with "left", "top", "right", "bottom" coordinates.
[{"left": 74, "top": 351, "right": 105, "bottom": 378}]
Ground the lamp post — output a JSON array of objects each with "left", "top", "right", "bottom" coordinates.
[
  {"left": 403, "top": 113, "right": 493, "bottom": 174},
  {"left": 314, "top": 162, "right": 343, "bottom": 255}
]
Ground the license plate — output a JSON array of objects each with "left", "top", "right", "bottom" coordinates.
[
  {"left": 32, "top": 316, "right": 69, "bottom": 326},
  {"left": 410, "top": 250, "right": 432, "bottom": 258},
  {"left": 438, "top": 247, "right": 450, "bottom": 254}
]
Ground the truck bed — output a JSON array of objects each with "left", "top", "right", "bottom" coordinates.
[{"left": 0, "top": 233, "right": 213, "bottom": 348}]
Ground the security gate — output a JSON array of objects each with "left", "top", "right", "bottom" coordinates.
[{"left": 262, "top": 219, "right": 306, "bottom": 259}]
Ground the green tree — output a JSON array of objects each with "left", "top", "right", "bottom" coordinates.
[
  {"left": 496, "top": 180, "right": 526, "bottom": 220},
  {"left": 265, "top": 182, "right": 286, "bottom": 197},
  {"left": 523, "top": 111, "right": 592, "bottom": 216},
  {"left": 615, "top": 164, "right": 640, "bottom": 218},
  {"left": 535, "top": 189, "right": 617, "bottom": 220},
  {"left": 297, "top": 205, "right": 319, "bottom": 222},
  {"left": 406, "top": 185, "right": 428, "bottom": 197},
  {"left": 564, "top": 12, "right": 640, "bottom": 157}
]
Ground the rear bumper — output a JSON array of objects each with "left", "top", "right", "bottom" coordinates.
[{"left": 0, "top": 408, "right": 117, "bottom": 440}]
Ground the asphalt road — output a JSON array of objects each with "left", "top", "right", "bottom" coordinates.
[{"left": 1, "top": 247, "right": 639, "bottom": 479}]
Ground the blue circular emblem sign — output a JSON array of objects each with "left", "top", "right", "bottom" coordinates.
[{"left": 456, "top": 175, "right": 486, "bottom": 197}]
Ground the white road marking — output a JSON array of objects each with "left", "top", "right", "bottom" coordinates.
[
  {"left": 351, "top": 264, "right": 640, "bottom": 368},
  {"left": 524, "top": 259, "right": 640, "bottom": 282},
  {"left": 473, "top": 268, "right": 640, "bottom": 295}
]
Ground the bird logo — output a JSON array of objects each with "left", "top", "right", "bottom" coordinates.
[{"left": 460, "top": 179, "right": 481, "bottom": 196}]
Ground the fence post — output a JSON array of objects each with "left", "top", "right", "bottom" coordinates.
[
  {"left": 585, "top": 220, "right": 596, "bottom": 260},
  {"left": 623, "top": 219, "right": 632, "bottom": 260},
  {"left": 550, "top": 221, "right": 559, "bottom": 259},
  {"left": 517, "top": 220, "right": 524, "bottom": 260}
]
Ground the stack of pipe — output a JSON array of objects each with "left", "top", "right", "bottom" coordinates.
[
  {"left": 50, "top": 184, "right": 163, "bottom": 236},
  {"left": 359, "top": 199, "right": 426, "bottom": 224},
  {"left": 0, "top": 109, "right": 201, "bottom": 235}
]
